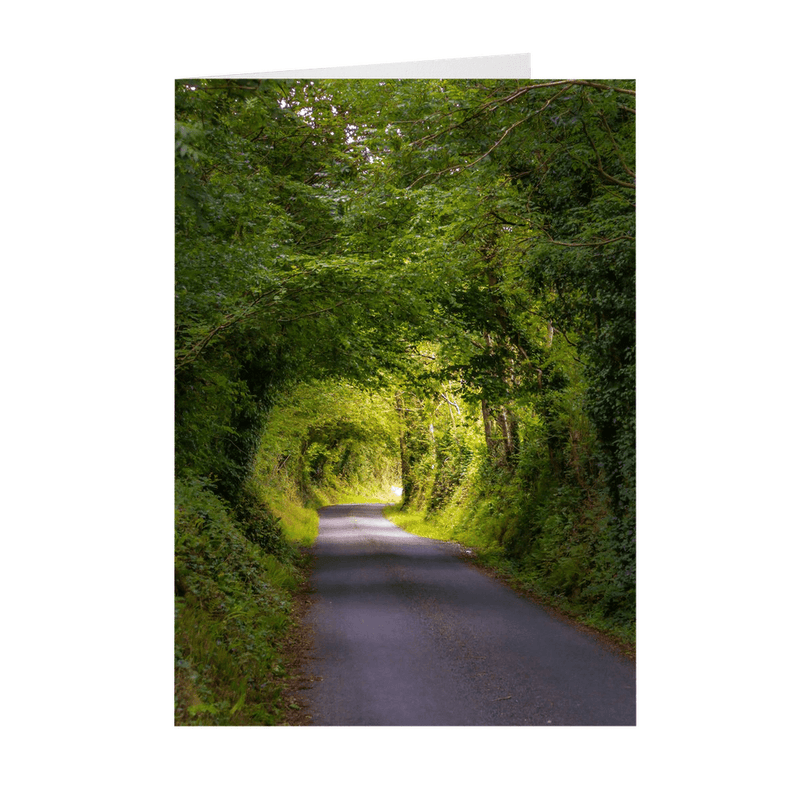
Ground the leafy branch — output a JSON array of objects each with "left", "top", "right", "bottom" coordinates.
[
  {"left": 175, "top": 285, "right": 304, "bottom": 371},
  {"left": 579, "top": 117, "right": 636, "bottom": 189},
  {"left": 407, "top": 114, "right": 531, "bottom": 189},
  {"left": 277, "top": 297, "right": 354, "bottom": 323},
  {"left": 541, "top": 233, "right": 633, "bottom": 248},
  {"left": 403, "top": 80, "right": 633, "bottom": 190},
  {"left": 585, "top": 94, "right": 636, "bottom": 180}
]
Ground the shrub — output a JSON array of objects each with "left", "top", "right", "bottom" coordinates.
[{"left": 174, "top": 476, "right": 299, "bottom": 725}]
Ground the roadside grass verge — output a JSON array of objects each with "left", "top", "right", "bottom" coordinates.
[
  {"left": 267, "top": 493, "right": 320, "bottom": 547},
  {"left": 383, "top": 503, "right": 502, "bottom": 557}
]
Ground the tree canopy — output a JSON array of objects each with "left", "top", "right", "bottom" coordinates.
[{"left": 175, "top": 78, "right": 636, "bottom": 721}]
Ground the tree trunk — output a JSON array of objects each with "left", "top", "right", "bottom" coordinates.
[
  {"left": 497, "top": 405, "right": 518, "bottom": 465},
  {"left": 481, "top": 398, "right": 502, "bottom": 465},
  {"left": 395, "top": 393, "right": 412, "bottom": 504}
]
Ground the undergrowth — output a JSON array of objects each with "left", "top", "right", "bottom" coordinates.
[
  {"left": 174, "top": 476, "right": 303, "bottom": 725},
  {"left": 175, "top": 468, "right": 399, "bottom": 725}
]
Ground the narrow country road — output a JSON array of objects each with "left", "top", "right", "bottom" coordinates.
[{"left": 302, "top": 503, "right": 635, "bottom": 726}]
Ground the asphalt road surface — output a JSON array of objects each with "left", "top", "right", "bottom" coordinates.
[{"left": 303, "top": 503, "right": 635, "bottom": 726}]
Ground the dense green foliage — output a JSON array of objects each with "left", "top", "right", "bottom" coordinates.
[
  {"left": 254, "top": 380, "right": 401, "bottom": 509},
  {"left": 175, "top": 78, "right": 635, "bottom": 722},
  {"left": 174, "top": 476, "right": 299, "bottom": 724}
]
